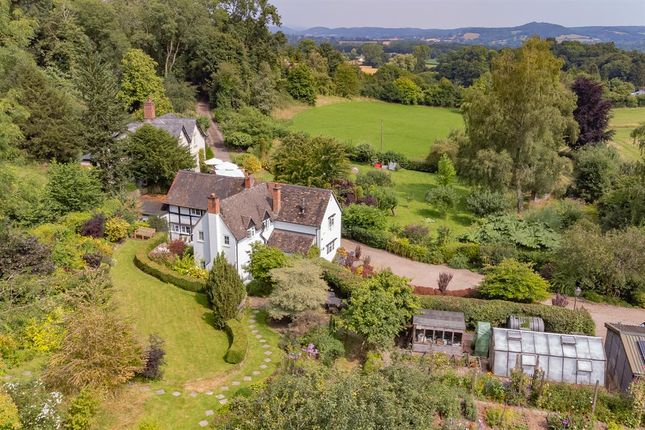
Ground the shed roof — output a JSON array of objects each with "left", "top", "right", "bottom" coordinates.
[
  {"left": 413, "top": 309, "right": 466, "bottom": 332},
  {"left": 605, "top": 323, "right": 645, "bottom": 376}
]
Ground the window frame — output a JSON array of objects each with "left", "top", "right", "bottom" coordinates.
[
  {"left": 326, "top": 238, "right": 337, "bottom": 254},
  {"left": 224, "top": 235, "right": 230, "bottom": 246},
  {"left": 247, "top": 227, "right": 256, "bottom": 238},
  {"left": 328, "top": 214, "right": 336, "bottom": 229},
  {"left": 189, "top": 208, "right": 203, "bottom": 216},
  {"left": 198, "top": 231, "right": 204, "bottom": 241}
]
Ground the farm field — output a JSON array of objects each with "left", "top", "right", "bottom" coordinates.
[
  {"left": 289, "top": 100, "right": 464, "bottom": 160},
  {"left": 608, "top": 106, "right": 645, "bottom": 161}
]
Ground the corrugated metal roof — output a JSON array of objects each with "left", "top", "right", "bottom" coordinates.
[
  {"left": 605, "top": 323, "right": 645, "bottom": 376},
  {"left": 413, "top": 309, "right": 466, "bottom": 331}
]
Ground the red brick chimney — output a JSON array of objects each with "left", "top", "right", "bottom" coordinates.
[
  {"left": 143, "top": 97, "right": 156, "bottom": 122},
  {"left": 271, "top": 184, "right": 281, "bottom": 213},
  {"left": 244, "top": 173, "right": 254, "bottom": 189},
  {"left": 207, "top": 193, "right": 220, "bottom": 214}
]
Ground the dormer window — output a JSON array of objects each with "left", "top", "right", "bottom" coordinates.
[
  {"left": 263, "top": 218, "right": 271, "bottom": 229},
  {"left": 247, "top": 227, "right": 255, "bottom": 238}
]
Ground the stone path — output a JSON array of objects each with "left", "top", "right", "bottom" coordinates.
[
  {"left": 195, "top": 100, "right": 230, "bottom": 162},
  {"left": 149, "top": 309, "right": 279, "bottom": 428}
]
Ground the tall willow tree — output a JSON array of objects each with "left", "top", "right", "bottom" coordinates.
[{"left": 460, "top": 38, "right": 578, "bottom": 212}]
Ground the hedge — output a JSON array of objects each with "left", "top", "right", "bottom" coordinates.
[
  {"left": 385, "top": 237, "right": 444, "bottom": 264},
  {"left": 224, "top": 318, "right": 248, "bottom": 364},
  {"left": 133, "top": 233, "right": 205, "bottom": 293},
  {"left": 418, "top": 295, "right": 595, "bottom": 335},
  {"left": 343, "top": 226, "right": 391, "bottom": 250},
  {"left": 318, "top": 259, "right": 363, "bottom": 297}
]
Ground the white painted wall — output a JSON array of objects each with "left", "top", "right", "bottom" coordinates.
[
  {"left": 193, "top": 213, "right": 237, "bottom": 270},
  {"left": 318, "top": 196, "right": 342, "bottom": 261}
]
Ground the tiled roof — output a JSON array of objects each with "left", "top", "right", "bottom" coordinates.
[
  {"left": 267, "top": 229, "right": 315, "bottom": 255},
  {"left": 139, "top": 194, "right": 167, "bottom": 216},
  {"left": 275, "top": 184, "right": 333, "bottom": 227},
  {"left": 165, "top": 171, "right": 244, "bottom": 210},
  {"left": 219, "top": 185, "right": 275, "bottom": 240},
  {"left": 127, "top": 114, "right": 204, "bottom": 142}
]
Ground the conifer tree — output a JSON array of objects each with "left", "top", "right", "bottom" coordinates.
[{"left": 206, "top": 253, "right": 245, "bottom": 327}]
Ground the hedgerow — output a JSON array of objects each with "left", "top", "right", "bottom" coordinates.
[{"left": 224, "top": 318, "right": 248, "bottom": 364}]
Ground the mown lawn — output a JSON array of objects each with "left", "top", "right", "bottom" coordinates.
[
  {"left": 289, "top": 100, "right": 464, "bottom": 160},
  {"left": 609, "top": 107, "right": 645, "bottom": 161},
  {"left": 101, "top": 240, "right": 283, "bottom": 429},
  {"left": 354, "top": 164, "right": 477, "bottom": 236}
]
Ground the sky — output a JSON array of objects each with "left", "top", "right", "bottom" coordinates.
[{"left": 271, "top": 0, "right": 645, "bottom": 29}]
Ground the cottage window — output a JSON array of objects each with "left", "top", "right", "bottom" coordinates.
[
  {"left": 247, "top": 227, "right": 255, "bottom": 238},
  {"left": 200, "top": 261, "right": 206, "bottom": 269},
  {"left": 224, "top": 235, "right": 230, "bottom": 246},
  {"left": 189, "top": 208, "right": 203, "bottom": 216},
  {"left": 263, "top": 218, "right": 271, "bottom": 229},
  {"left": 198, "top": 231, "right": 204, "bottom": 241},
  {"left": 171, "top": 224, "right": 180, "bottom": 232},
  {"left": 326, "top": 238, "right": 337, "bottom": 254},
  {"left": 180, "top": 225, "right": 192, "bottom": 234},
  {"left": 328, "top": 214, "right": 335, "bottom": 229}
]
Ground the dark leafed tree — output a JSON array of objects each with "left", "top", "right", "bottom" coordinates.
[
  {"left": 76, "top": 55, "right": 129, "bottom": 192},
  {"left": 124, "top": 124, "right": 195, "bottom": 188},
  {"left": 570, "top": 76, "right": 614, "bottom": 149},
  {"left": 461, "top": 39, "right": 578, "bottom": 212},
  {"left": 206, "top": 253, "right": 245, "bottom": 327}
]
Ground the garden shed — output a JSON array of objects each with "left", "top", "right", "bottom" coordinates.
[
  {"left": 604, "top": 323, "right": 645, "bottom": 392},
  {"left": 412, "top": 309, "right": 466, "bottom": 355},
  {"left": 490, "top": 328, "right": 605, "bottom": 385}
]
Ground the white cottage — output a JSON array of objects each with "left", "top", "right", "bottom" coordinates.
[
  {"left": 164, "top": 171, "right": 342, "bottom": 279},
  {"left": 127, "top": 99, "right": 206, "bottom": 171}
]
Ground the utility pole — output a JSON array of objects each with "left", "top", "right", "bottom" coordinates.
[{"left": 380, "top": 120, "right": 384, "bottom": 153}]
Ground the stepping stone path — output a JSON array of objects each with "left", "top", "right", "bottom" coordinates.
[
  {"left": 22, "top": 371, "right": 32, "bottom": 377},
  {"left": 172, "top": 391, "right": 181, "bottom": 397},
  {"left": 262, "top": 344, "right": 270, "bottom": 348},
  {"left": 232, "top": 381, "right": 241, "bottom": 386},
  {"left": 199, "top": 420, "right": 209, "bottom": 427},
  {"left": 252, "top": 371, "right": 260, "bottom": 376},
  {"left": 205, "top": 410, "right": 214, "bottom": 417},
  {"left": 264, "top": 358, "right": 272, "bottom": 363},
  {"left": 243, "top": 376, "right": 252, "bottom": 382},
  {"left": 155, "top": 389, "right": 165, "bottom": 395},
  {"left": 264, "top": 351, "right": 272, "bottom": 355},
  {"left": 190, "top": 391, "right": 198, "bottom": 397},
  {"left": 259, "top": 364, "right": 268, "bottom": 369},
  {"left": 205, "top": 391, "right": 213, "bottom": 396},
  {"left": 221, "top": 386, "right": 229, "bottom": 391},
  {"left": 255, "top": 334, "right": 263, "bottom": 339},
  {"left": 2, "top": 375, "right": 12, "bottom": 381},
  {"left": 219, "top": 399, "right": 228, "bottom": 405},
  {"left": 216, "top": 394, "right": 226, "bottom": 400},
  {"left": 259, "top": 339, "right": 267, "bottom": 343}
]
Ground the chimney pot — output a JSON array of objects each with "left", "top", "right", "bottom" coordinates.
[
  {"left": 143, "top": 97, "right": 156, "bottom": 121},
  {"left": 271, "top": 184, "right": 281, "bottom": 213},
  {"left": 207, "top": 193, "right": 220, "bottom": 214}
]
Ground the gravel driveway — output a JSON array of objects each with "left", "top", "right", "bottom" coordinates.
[{"left": 342, "top": 239, "right": 484, "bottom": 291}]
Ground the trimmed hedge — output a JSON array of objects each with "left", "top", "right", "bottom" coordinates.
[
  {"left": 319, "top": 259, "right": 364, "bottom": 297},
  {"left": 418, "top": 295, "right": 595, "bottom": 335},
  {"left": 343, "top": 226, "right": 391, "bottom": 249},
  {"left": 224, "top": 318, "right": 248, "bottom": 364},
  {"left": 385, "top": 237, "right": 443, "bottom": 264},
  {"left": 133, "top": 234, "right": 205, "bottom": 293}
]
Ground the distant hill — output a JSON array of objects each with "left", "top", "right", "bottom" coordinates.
[{"left": 272, "top": 22, "right": 645, "bottom": 50}]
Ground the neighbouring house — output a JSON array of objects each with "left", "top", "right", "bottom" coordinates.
[
  {"left": 126, "top": 99, "right": 206, "bottom": 171},
  {"left": 164, "top": 170, "right": 342, "bottom": 279},
  {"left": 489, "top": 327, "right": 605, "bottom": 385},
  {"left": 411, "top": 309, "right": 467, "bottom": 355},
  {"left": 630, "top": 89, "right": 645, "bottom": 96},
  {"left": 139, "top": 194, "right": 168, "bottom": 221},
  {"left": 604, "top": 323, "right": 645, "bottom": 392}
]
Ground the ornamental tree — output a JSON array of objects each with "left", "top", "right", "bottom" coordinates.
[
  {"left": 342, "top": 271, "right": 418, "bottom": 350},
  {"left": 266, "top": 260, "right": 328, "bottom": 320},
  {"left": 118, "top": 49, "right": 172, "bottom": 115},
  {"left": 206, "top": 253, "right": 245, "bottom": 327},
  {"left": 478, "top": 259, "right": 550, "bottom": 303},
  {"left": 569, "top": 76, "right": 614, "bottom": 149}
]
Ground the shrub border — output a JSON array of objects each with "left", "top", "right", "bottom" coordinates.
[
  {"left": 224, "top": 318, "right": 248, "bottom": 364},
  {"left": 133, "top": 233, "right": 205, "bottom": 293}
]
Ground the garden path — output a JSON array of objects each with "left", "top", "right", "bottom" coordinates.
[
  {"left": 195, "top": 100, "right": 230, "bottom": 162},
  {"left": 541, "top": 297, "right": 645, "bottom": 339},
  {"left": 341, "top": 239, "right": 484, "bottom": 291}
]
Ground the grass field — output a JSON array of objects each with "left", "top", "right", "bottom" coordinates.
[
  {"left": 100, "top": 240, "right": 282, "bottom": 429},
  {"left": 609, "top": 107, "right": 645, "bottom": 161},
  {"left": 289, "top": 100, "right": 464, "bottom": 160},
  {"left": 354, "top": 165, "right": 477, "bottom": 236}
]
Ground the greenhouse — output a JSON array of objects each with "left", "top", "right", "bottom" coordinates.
[{"left": 490, "top": 327, "right": 605, "bottom": 385}]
